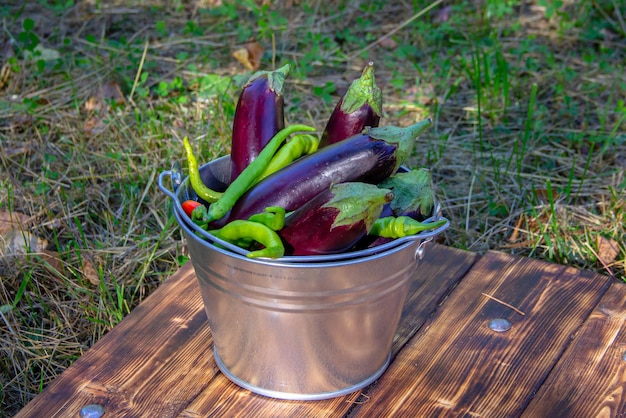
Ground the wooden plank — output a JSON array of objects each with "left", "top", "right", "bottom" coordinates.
[
  {"left": 178, "top": 244, "right": 477, "bottom": 417},
  {"left": 15, "top": 244, "right": 475, "bottom": 418},
  {"left": 522, "top": 281, "right": 626, "bottom": 418},
  {"left": 348, "top": 251, "right": 613, "bottom": 417},
  {"left": 15, "top": 263, "right": 216, "bottom": 418}
]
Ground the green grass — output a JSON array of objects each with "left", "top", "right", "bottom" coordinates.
[{"left": 1, "top": 0, "right": 625, "bottom": 414}]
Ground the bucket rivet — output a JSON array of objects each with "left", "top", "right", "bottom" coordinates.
[
  {"left": 79, "top": 404, "right": 105, "bottom": 418},
  {"left": 488, "top": 318, "right": 512, "bottom": 332}
]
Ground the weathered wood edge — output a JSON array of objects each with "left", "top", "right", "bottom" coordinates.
[{"left": 522, "top": 280, "right": 626, "bottom": 417}]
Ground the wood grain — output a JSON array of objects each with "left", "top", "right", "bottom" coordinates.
[
  {"left": 16, "top": 245, "right": 617, "bottom": 417},
  {"left": 14, "top": 263, "right": 215, "bottom": 418},
  {"left": 349, "top": 251, "right": 612, "bottom": 417},
  {"left": 522, "top": 281, "right": 626, "bottom": 418},
  {"left": 178, "top": 244, "right": 477, "bottom": 417}
]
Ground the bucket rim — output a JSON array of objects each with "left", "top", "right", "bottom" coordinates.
[
  {"left": 159, "top": 156, "right": 449, "bottom": 263},
  {"left": 174, "top": 207, "right": 433, "bottom": 267}
]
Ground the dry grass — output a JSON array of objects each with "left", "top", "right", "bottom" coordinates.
[{"left": 1, "top": 0, "right": 625, "bottom": 415}]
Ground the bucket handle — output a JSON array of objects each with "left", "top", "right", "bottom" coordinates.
[
  {"left": 158, "top": 170, "right": 177, "bottom": 200},
  {"left": 413, "top": 221, "right": 447, "bottom": 260},
  {"left": 159, "top": 161, "right": 187, "bottom": 201},
  {"left": 160, "top": 168, "right": 450, "bottom": 262}
]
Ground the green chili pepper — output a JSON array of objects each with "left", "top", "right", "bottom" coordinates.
[
  {"left": 210, "top": 220, "right": 285, "bottom": 258},
  {"left": 247, "top": 206, "right": 286, "bottom": 231},
  {"left": 189, "top": 204, "right": 210, "bottom": 230},
  {"left": 184, "top": 137, "right": 223, "bottom": 203},
  {"left": 370, "top": 216, "right": 447, "bottom": 238},
  {"left": 256, "top": 134, "right": 320, "bottom": 183},
  {"left": 206, "top": 124, "right": 316, "bottom": 222},
  {"left": 188, "top": 204, "right": 281, "bottom": 255}
]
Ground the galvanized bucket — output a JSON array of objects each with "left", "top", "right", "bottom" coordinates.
[{"left": 159, "top": 157, "right": 449, "bottom": 400}]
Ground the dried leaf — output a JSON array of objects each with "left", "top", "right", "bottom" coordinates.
[
  {"left": 596, "top": 236, "right": 620, "bottom": 264},
  {"left": 379, "top": 37, "right": 398, "bottom": 50},
  {"left": 0, "top": 210, "right": 31, "bottom": 235},
  {"left": 0, "top": 228, "right": 48, "bottom": 256},
  {"left": 24, "top": 44, "right": 60, "bottom": 61},
  {"left": 83, "top": 116, "right": 106, "bottom": 136},
  {"left": 232, "top": 40, "right": 264, "bottom": 70},
  {"left": 84, "top": 80, "right": 126, "bottom": 112},
  {"left": 82, "top": 259, "right": 101, "bottom": 286},
  {"left": 41, "top": 249, "right": 64, "bottom": 274}
]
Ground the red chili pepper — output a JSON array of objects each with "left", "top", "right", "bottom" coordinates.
[{"left": 181, "top": 200, "right": 203, "bottom": 217}]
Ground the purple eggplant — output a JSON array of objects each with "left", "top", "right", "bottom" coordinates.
[
  {"left": 319, "top": 62, "right": 383, "bottom": 148},
  {"left": 280, "top": 182, "right": 393, "bottom": 255},
  {"left": 215, "top": 119, "right": 433, "bottom": 226},
  {"left": 230, "top": 64, "right": 290, "bottom": 182}
]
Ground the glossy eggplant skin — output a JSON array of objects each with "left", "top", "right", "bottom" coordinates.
[
  {"left": 319, "top": 99, "right": 380, "bottom": 148},
  {"left": 218, "top": 133, "right": 398, "bottom": 226},
  {"left": 319, "top": 62, "right": 382, "bottom": 148},
  {"left": 279, "top": 183, "right": 392, "bottom": 256},
  {"left": 214, "top": 119, "right": 432, "bottom": 227},
  {"left": 230, "top": 65, "right": 289, "bottom": 182}
]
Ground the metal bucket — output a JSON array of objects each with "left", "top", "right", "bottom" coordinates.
[{"left": 159, "top": 157, "right": 449, "bottom": 400}]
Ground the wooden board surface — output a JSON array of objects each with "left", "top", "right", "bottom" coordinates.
[
  {"left": 14, "top": 244, "right": 475, "bottom": 417},
  {"left": 522, "top": 280, "right": 626, "bottom": 418},
  {"left": 13, "top": 264, "right": 214, "bottom": 418},
  {"left": 348, "top": 251, "right": 613, "bottom": 417},
  {"left": 15, "top": 245, "right": 621, "bottom": 418}
]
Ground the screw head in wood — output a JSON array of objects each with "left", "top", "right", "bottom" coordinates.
[
  {"left": 79, "top": 404, "right": 105, "bottom": 418},
  {"left": 488, "top": 318, "right": 512, "bottom": 332}
]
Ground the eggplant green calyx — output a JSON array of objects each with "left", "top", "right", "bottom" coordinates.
[
  {"left": 368, "top": 118, "right": 433, "bottom": 172},
  {"left": 379, "top": 168, "right": 434, "bottom": 217},
  {"left": 323, "top": 182, "right": 393, "bottom": 231},
  {"left": 245, "top": 63, "right": 290, "bottom": 94},
  {"left": 341, "top": 62, "right": 383, "bottom": 116},
  {"left": 370, "top": 216, "right": 447, "bottom": 238}
]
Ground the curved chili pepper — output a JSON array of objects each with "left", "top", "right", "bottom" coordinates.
[
  {"left": 183, "top": 137, "right": 223, "bottom": 203},
  {"left": 256, "top": 133, "right": 320, "bottom": 183},
  {"left": 206, "top": 124, "right": 316, "bottom": 223},
  {"left": 210, "top": 220, "right": 285, "bottom": 258},
  {"left": 369, "top": 216, "right": 447, "bottom": 239},
  {"left": 247, "top": 206, "right": 286, "bottom": 231}
]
